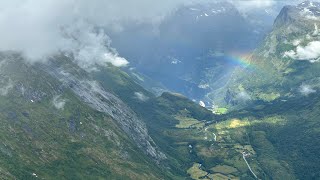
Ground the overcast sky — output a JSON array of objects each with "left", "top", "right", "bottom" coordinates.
[{"left": 0, "top": 0, "right": 311, "bottom": 69}]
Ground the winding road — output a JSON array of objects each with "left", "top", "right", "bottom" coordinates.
[{"left": 242, "top": 152, "right": 258, "bottom": 179}]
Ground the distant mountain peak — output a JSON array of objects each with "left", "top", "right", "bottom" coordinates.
[{"left": 274, "top": 1, "right": 320, "bottom": 28}]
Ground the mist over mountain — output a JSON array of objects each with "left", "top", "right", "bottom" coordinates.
[{"left": 108, "top": 2, "right": 277, "bottom": 102}]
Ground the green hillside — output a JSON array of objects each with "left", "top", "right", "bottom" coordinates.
[{"left": 0, "top": 55, "right": 169, "bottom": 179}]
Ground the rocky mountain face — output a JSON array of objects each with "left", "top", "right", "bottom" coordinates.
[
  {"left": 275, "top": 1, "right": 320, "bottom": 28},
  {"left": 42, "top": 60, "right": 166, "bottom": 163}
]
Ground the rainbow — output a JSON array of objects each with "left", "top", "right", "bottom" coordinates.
[{"left": 224, "top": 52, "right": 255, "bottom": 70}]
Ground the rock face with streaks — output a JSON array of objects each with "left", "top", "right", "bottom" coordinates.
[{"left": 43, "top": 60, "right": 166, "bottom": 163}]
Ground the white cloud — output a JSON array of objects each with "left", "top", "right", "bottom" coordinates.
[
  {"left": 284, "top": 41, "right": 320, "bottom": 62},
  {"left": 134, "top": 92, "right": 149, "bottom": 102},
  {"left": 292, "top": 39, "right": 302, "bottom": 46},
  {"left": 0, "top": 0, "right": 188, "bottom": 68},
  {"left": 0, "top": 79, "right": 13, "bottom": 96},
  {"left": 104, "top": 52, "right": 129, "bottom": 67},
  {"left": 62, "top": 21, "right": 129, "bottom": 70},
  {"left": 284, "top": 50, "right": 297, "bottom": 58},
  {"left": 236, "top": 91, "right": 251, "bottom": 101},
  {"left": 230, "top": 0, "right": 275, "bottom": 11},
  {"left": 52, "top": 95, "right": 67, "bottom": 109},
  {"left": 299, "top": 84, "right": 316, "bottom": 96},
  {"left": 0, "top": 0, "right": 311, "bottom": 69}
]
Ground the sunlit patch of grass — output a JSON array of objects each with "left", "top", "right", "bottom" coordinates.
[
  {"left": 215, "top": 119, "right": 250, "bottom": 130},
  {"left": 230, "top": 119, "right": 249, "bottom": 128},
  {"left": 213, "top": 108, "right": 228, "bottom": 115},
  {"left": 208, "top": 173, "right": 239, "bottom": 180},
  {"left": 257, "top": 92, "right": 280, "bottom": 102},
  {"left": 196, "top": 145, "right": 216, "bottom": 157},
  {"left": 210, "top": 165, "right": 238, "bottom": 175},
  {"left": 215, "top": 116, "right": 287, "bottom": 130},
  {"left": 174, "top": 116, "right": 204, "bottom": 129},
  {"left": 187, "top": 163, "right": 208, "bottom": 180}
]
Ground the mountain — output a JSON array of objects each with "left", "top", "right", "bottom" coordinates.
[
  {"left": 0, "top": 49, "right": 302, "bottom": 180},
  {"left": 0, "top": 53, "right": 173, "bottom": 179},
  {"left": 0, "top": 51, "right": 238, "bottom": 179},
  {"left": 214, "top": 1, "right": 320, "bottom": 106},
  {"left": 108, "top": 2, "right": 274, "bottom": 103},
  {"left": 197, "top": 1, "right": 320, "bottom": 179},
  {"left": 2, "top": 1, "right": 320, "bottom": 180}
]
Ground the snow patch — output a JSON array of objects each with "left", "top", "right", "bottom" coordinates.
[
  {"left": 199, "top": 101, "right": 206, "bottom": 108},
  {"left": 300, "top": 8, "right": 319, "bottom": 20},
  {"left": 169, "top": 56, "right": 181, "bottom": 64},
  {"left": 171, "top": 60, "right": 181, "bottom": 64},
  {"left": 198, "top": 84, "right": 210, "bottom": 89}
]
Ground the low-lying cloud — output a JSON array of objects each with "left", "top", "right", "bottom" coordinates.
[
  {"left": 52, "top": 95, "right": 67, "bottom": 109},
  {"left": 299, "top": 84, "right": 316, "bottom": 96},
  {"left": 0, "top": 79, "right": 14, "bottom": 96},
  {"left": 134, "top": 92, "right": 149, "bottom": 102},
  {"left": 284, "top": 41, "right": 320, "bottom": 62},
  {"left": 230, "top": 0, "right": 275, "bottom": 11},
  {"left": 62, "top": 21, "right": 129, "bottom": 70},
  {"left": 236, "top": 91, "right": 251, "bottom": 101}
]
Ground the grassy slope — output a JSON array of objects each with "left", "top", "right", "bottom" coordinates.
[
  {"left": 93, "top": 66, "right": 217, "bottom": 178},
  {"left": 0, "top": 57, "right": 166, "bottom": 179},
  {"left": 92, "top": 65, "right": 308, "bottom": 179}
]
